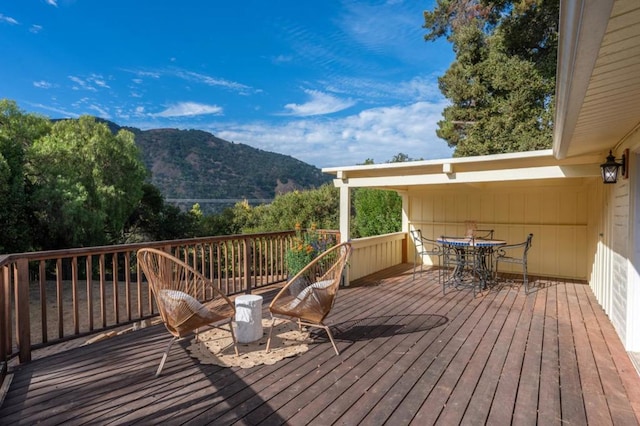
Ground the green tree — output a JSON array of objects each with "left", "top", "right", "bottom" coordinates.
[
  {"left": 352, "top": 188, "right": 402, "bottom": 238},
  {"left": 27, "top": 116, "right": 147, "bottom": 248},
  {"left": 424, "top": 0, "right": 558, "bottom": 156},
  {"left": 230, "top": 184, "right": 340, "bottom": 234},
  {"left": 351, "top": 154, "right": 409, "bottom": 238},
  {"left": 123, "top": 183, "right": 201, "bottom": 242},
  {"left": 0, "top": 100, "right": 51, "bottom": 253}
]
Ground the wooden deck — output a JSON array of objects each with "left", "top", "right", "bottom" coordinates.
[{"left": 2, "top": 264, "right": 640, "bottom": 425}]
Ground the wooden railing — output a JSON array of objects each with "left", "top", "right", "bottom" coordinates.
[{"left": 0, "top": 230, "right": 339, "bottom": 376}]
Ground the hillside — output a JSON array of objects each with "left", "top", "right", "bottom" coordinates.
[{"left": 102, "top": 121, "right": 332, "bottom": 208}]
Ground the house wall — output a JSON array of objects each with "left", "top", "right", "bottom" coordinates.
[
  {"left": 593, "top": 139, "right": 640, "bottom": 352},
  {"left": 408, "top": 178, "right": 601, "bottom": 280}
]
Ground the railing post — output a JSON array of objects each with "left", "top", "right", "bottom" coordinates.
[
  {"left": 0, "top": 265, "right": 9, "bottom": 367},
  {"left": 244, "top": 237, "right": 253, "bottom": 294},
  {"left": 14, "top": 259, "right": 31, "bottom": 363}
]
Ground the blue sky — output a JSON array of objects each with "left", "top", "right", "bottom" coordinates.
[{"left": 0, "top": 0, "right": 455, "bottom": 168}]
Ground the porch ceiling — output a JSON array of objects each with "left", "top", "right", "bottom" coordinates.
[{"left": 554, "top": 0, "right": 640, "bottom": 158}]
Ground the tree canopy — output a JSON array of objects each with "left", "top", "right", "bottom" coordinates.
[
  {"left": 424, "top": 0, "right": 558, "bottom": 156},
  {"left": 27, "top": 116, "right": 148, "bottom": 248}
]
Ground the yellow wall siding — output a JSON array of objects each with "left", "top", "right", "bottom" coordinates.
[
  {"left": 409, "top": 178, "right": 600, "bottom": 280},
  {"left": 348, "top": 233, "right": 405, "bottom": 282}
]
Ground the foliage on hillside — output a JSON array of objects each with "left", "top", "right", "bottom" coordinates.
[{"left": 106, "top": 122, "right": 332, "bottom": 200}]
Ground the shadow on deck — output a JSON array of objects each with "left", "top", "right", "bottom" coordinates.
[{"left": 1, "top": 264, "right": 639, "bottom": 425}]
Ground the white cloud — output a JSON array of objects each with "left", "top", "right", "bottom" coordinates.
[
  {"left": 87, "top": 74, "right": 110, "bottom": 88},
  {"left": 67, "top": 74, "right": 111, "bottom": 91},
  {"left": 45, "top": 0, "right": 58, "bottom": 7},
  {"left": 0, "top": 14, "right": 19, "bottom": 25},
  {"left": 30, "top": 24, "right": 43, "bottom": 34},
  {"left": 281, "top": 89, "right": 355, "bottom": 117},
  {"left": 173, "top": 69, "right": 253, "bottom": 93},
  {"left": 33, "top": 80, "right": 53, "bottom": 89},
  {"left": 214, "top": 100, "right": 452, "bottom": 168},
  {"left": 25, "top": 102, "right": 78, "bottom": 118},
  {"left": 68, "top": 76, "right": 98, "bottom": 91},
  {"left": 272, "top": 54, "right": 293, "bottom": 64},
  {"left": 88, "top": 104, "right": 111, "bottom": 119},
  {"left": 153, "top": 102, "right": 223, "bottom": 118}
]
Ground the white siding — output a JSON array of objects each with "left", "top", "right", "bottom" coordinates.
[{"left": 590, "top": 144, "right": 639, "bottom": 351}]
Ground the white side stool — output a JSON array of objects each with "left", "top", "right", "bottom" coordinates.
[{"left": 235, "top": 294, "right": 263, "bottom": 343}]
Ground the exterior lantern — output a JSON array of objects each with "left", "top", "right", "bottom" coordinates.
[{"left": 600, "top": 149, "right": 628, "bottom": 184}]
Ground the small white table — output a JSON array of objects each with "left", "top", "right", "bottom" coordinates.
[{"left": 235, "top": 294, "right": 263, "bottom": 343}]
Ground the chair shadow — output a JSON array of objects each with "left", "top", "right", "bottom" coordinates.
[
  {"left": 330, "top": 314, "right": 449, "bottom": 342},
  {"left": 491, "top": 274, "right": 583, "bottom": 294}
]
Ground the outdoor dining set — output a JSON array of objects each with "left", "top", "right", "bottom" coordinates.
[{"left": 411, "top": 225, "right": 534, "bottom": 297}]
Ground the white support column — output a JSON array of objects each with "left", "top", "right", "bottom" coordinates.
[
  {"left": 401, "top": 191, "right": 410, "bottom": 264},
  {"left": 338, "top": 174, "right": 351, "bottom": 286}
]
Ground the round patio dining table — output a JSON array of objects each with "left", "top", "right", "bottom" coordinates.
[{"left": 436, "top": 237, "right": 506, "bottom": 294}]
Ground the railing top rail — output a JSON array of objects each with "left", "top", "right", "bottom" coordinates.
[{"left": 0, "top": 229, "right": 340, "bottom": 268}]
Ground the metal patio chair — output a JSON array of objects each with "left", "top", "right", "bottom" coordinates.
[
  {"left": 494, "top": 233, "right": 534, "bottom": 292},
  {"left": 410, "top": 229, "right": 442, "bottom": 281}
]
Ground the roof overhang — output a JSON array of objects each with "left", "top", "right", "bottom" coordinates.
[
  {"left": 323, "top": 149, "right": 602, "bottom": 190},
  {"left": 554, "top": 0, "right": 640, "bottom": 158}
]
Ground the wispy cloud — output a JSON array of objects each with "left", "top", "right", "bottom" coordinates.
[
  {"left": 30, "top": 24, "right": 43, "bottom": 34},
  {"left": 124, "top": 69, "right": 161, "bottom": 79},
  {"left": 153, "top": 102, "right": 223, "bottom": 118},
  {"left": 338, "top": 1, "right": 426, "bottom": 64},
  {"left": 322, "top": 75, "right": 442, "bottom": 103},
  {"left": 45, "top": 0, "right": 58, "bottom": 7},
  {"left": 33, "top": 80, "right": 54, "bottom": 89},
  {"left": 25, "top": 102, "right": 79, "bottom": 118},
  {"left": 88, "top": 104, "right": 110, "bottom": 118},
  {"left": 69, "top": 76, "right": 97, "bottom": 91},
  {"left": 68, "top": 74, "right": 111, "bottom": 91},
  {"left": 271, "top": 54, "right": 293, "bottom": 64},
  {"left": 0, "top": 14, "right": 19, "bottom": 25},
  {"left": 172, "top": 69, "right": 254, "bottom": 94},
  {"left": 281, "top": 89, "right": 355, "bottom": 116}
]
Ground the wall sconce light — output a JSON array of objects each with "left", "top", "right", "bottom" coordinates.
[{"left": 600, "top": 148, "right": 628, "bottom": 184}]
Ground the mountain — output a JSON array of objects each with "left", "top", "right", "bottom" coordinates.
[{"left": 101, "top": 120, "right": 332, "bottom": 211}]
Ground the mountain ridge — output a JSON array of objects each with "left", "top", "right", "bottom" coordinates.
[{"left": 100, "top": 120, "right": 332, "bottom": 209}]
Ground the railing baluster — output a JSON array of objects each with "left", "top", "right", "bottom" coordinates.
[
  {"left": 39, "top": 260, "right": 47, "bottom": 344},
  {"left": 112, "top": 253, "right": 119, "bottom": 325},
  {"left": 72, "top": 256, "right": 79, "bottom": 335},
  {"left": 99, "top": 254, "right": 106, "bottom": 328},
  {"left": 56, "top": 258, "right": 63, "bottom": 339},
  {"left": 125, "top": 251, "right": 132, "bottom": 322},
  {"left": 86, "top": 256, "right": 93, "bottom": 332}
]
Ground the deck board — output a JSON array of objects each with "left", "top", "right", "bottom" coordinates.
[{"left": 1, "top": 264, "right": 639, "bottom": 425}]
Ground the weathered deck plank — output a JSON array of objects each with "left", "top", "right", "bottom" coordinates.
[{"left": 1, "top": 264, "right": 639, "bottom": 425}]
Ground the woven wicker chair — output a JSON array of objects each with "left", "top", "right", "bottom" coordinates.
[
  {"left": 266, "top": 242, "right": 352, "bottom": 356},
  {"left": 137, "top": 248, "right": 238, "bottom": 377}
]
